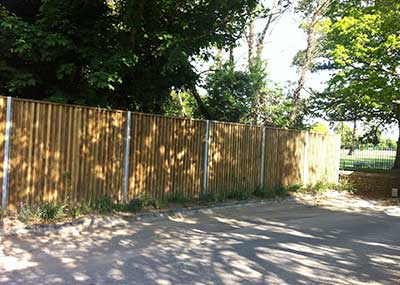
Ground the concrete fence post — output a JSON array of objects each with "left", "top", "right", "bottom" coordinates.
[
  {"left": 122, "top": 111, "right": 131, "bottom": 203},
  {"left": 2, "top": 96, "right": 12, "bottom": 209},
  {"left": 335, "top": 135, "right": 342, "bottom": 183},
  {"left": 202, "top": 120, "right": 210, "bottom": 194},
  {"left": 303, "top": 131, "right": 309, "bottom": 186},
  {"left": 259, "top": 127, "right": 266, "bottom": 188}
]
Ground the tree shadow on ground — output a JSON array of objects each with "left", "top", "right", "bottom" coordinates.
[{"left": 1, "top": 200, "right": 399, "bottom": 285}]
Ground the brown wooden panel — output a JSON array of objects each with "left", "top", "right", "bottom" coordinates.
[
  {"left": 263, "top": 128, "right": 306, "bottom": 188},
  {"left": 7, "top": 98, "right": 125, "bottom": 209},
  {"left": 128, "top": 114, "right": 204, "bottom": 200},
  {"left": 207, "top": 122, "right": 262, "bottom": 194},
  {"left": 0, "top": 96, "right": 340, "bottom": 209}
]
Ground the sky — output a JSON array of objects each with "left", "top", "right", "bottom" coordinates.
[{"left": 228, "top": 5, "right": 398, "bottom": 140}]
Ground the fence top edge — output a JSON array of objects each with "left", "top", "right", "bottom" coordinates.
[{"left": 1, "top": 96, "right": 340, "bottom": 138}]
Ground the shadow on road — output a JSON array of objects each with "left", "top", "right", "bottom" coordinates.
[{"left": 1, "top": 199, "right": 399, "bottom": 285}]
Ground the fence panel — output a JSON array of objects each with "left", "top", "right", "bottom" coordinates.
[
  {"left": 7, "top": 99, "right": 126, "bottom": 210},
  {"left": 0, "top": 96, "right": 341, "bottom": 209},
  {"left": 307, "top": 133, "right": 340, "bottom": 185},
  {"left": 207, "top": 122, "right": 262, "bottom": 193},
  {"left": 263, "top": 128, "right": 306, "bottom": 188},
  {"left": 127, "top": 114, "right": 205, "bottom": 200}
]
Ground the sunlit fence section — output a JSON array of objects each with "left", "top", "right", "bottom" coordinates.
[
  {"left": 0, "top": 96, "right": 341, "bottom": 210},
  {"left": 340, "top": 148, "right": 396, "bottom": 170}
]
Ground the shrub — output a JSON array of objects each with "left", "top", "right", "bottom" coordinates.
[
  {"left": 113, "top": 196, "right": 165, "bottom": 212},
  {"left": 19, "top": 203, "right": 34, "bottom": 223},
  {"left": 165, "top": 193, "right": 190, "bottom": 204},
  {"left": 36, "top": 202, "right": 65, "bottom": 222},
  {"left": 92, "top": 196, "right": 114, "bottom": 213},
  {"left": 199, "top": 192, "right": 226, "bottom": 203},
  {"left": 311, "top": 181, "right": 331, "bottom": 193},
  {"left": 332, "top": 178, "right": 356, "bottom": 193},
  {"left": 0, "top": 208, "right": 8, "bottom": 219},
  {"left": 225, "top": 189, "right": 251, "bottom": 200},
  {"left": 65, "top": 204, "right": 84, "bottom": 218},
  {"left": 129, "top": 198, "right": 144, "bottom": 211},
  {"left": 253, "top": 184, "right": 302, "bottom": 198}
]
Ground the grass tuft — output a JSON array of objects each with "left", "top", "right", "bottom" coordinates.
[{"left": 36, "top": 202, "right": 65, "bottom": 222}]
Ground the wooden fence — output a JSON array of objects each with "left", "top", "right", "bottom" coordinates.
[{"left": 0, "top": 97, "right": 341, "bottom": 210}]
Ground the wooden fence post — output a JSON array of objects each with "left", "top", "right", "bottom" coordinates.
[
  {"left": 259, "top": 127, "right": 266, "bottom": 188},
  {"left": 2, "top": 97, "right": 12, "bottom": 209},
  {"left": 202, "top": 120, "right": 210, "bottom": 194},
  {"left": 122, "top": 111, "right": 131, "bottom": 203},
  {"left": 303, "top": 131, "right": 309, "bottom": 186}
]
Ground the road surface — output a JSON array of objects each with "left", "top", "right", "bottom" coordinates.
[{"left": 1, "top": 194, "right": 399, "bottom": 284}]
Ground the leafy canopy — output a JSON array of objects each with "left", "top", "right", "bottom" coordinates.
[
  {"left": 311, "top": 0, "right": 400, "bottom": 125},
  {"left": 0, "top": 0, "right": 258, "bottom": 112}
]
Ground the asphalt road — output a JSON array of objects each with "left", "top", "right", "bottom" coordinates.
[{"left": 1, "top": 195, "right": 400, "bottom": 285}]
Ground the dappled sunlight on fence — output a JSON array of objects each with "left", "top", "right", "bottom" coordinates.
[{"left": 0, "top": 97, "right": 340, "bottom": 209}]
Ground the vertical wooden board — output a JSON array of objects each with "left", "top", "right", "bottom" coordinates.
[
  {"left": 264, "top": 128, "right": 278, "bottom": 188},
  {"left": 8, "top": 100, "right": 32, "bottom": 209},
  {"left": 307, "top": 132, "right": 330, "bottom": 185},
  {"left": 159, "top": 115, "right": 169, "bottom": 199},
  {"left": 128, "top": 113, "right": 139, "bottom": 199},
  {"left": 133, "top": 114, "right": 150, "bottom": 198},
  {"left": 281, "top": 130, "right": 304, "bottom": 186},
  {"left": 174, "top": 119, "right": 185, "bottom": 197},
  {"left": 207, "top": 122, "right": 262, "bottom": 194},
  {"left": 155, "top": 116, "right": 164, "bottom": 199},
  {"left": 115, "top": 112, "right": 125, "bottom": 202},
  {"left": 195, "top": 120, "right": 205, "bottom": 197}
]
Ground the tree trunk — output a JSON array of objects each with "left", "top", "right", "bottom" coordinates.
[
  {"left": 348, "top": 120, "right": 357, "bottom": 155},
  {"left": 392, "top": 122, "right": 400, "bottom": 169},
  {"left": 229, "top": 48, "right": 234, "bottom": 64},
  {"left": 189, "top": 87, "right": 212, "bottom": 120},
  {"left": 247, "top": 17, "right": 254, "bottom": 66}
]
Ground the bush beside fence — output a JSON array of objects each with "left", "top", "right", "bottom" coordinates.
[{"left": 0, "top": 97, "right": 341, "bottom": 211}]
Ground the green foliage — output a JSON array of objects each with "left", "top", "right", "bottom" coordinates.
[
  {"left": 309, "top": 0, "right": 400, "bottom": 133},
  {"left": 334, "top": 122, "right": 353, "bottom": 148},
  {"left": 67, "top": 206, "right": 83, "bottom": 219},
  {"left": 333, "top": 178, "right": 356, "bottom": 193},
  {"left": 203, "top": 58, "right": 293, "bottom": 125},
  {"left": 204, "top": 61, "right": 256, "bottom": 122},
  {"left": 310, "top": 122, "right": 329, "bottom": 134},
  {"left": 199, "top": 192, "right": 226, "bottom": 203},
  {"left": 164, "top": 90, "right": 200, "bottom": 118},
  {"left": 91, "top": 196, "right": 114, "bottom": 213},
  {"left": 303, "top": 179, "right": 356, "bottom": 194},
  {"left": 0, "top": 0, "right": 258, "bottom": 113},
  {"left": 165, "top": 193, "right": 190, "bottom": 204},
  {"left": 253, "top": 184, "right": 302, "bottom": 198},
  {"left": 0, "top": 208, "right": 7, "bottom": 219},
  {"left": 19, "top": 204, "right": 34, "bottom": 223},
  {"left": 114, "top": 196, "right": 165, "bottom": 212},
  {"left": 304, "top": 0, "right": 400, "bottom": 167},
  {"left": 305, "top": 181, "right": 332, "bottom": 193},
  {"left": 379, "top": 138, "right": 397, "bottom": 150},
  {"left": 225, "top": 189, "right": 252, "bottom": 200},
  {"left": 36, "top": 202, "right": 65, "bottom": 222}
]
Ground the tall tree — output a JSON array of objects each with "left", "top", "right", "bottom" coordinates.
[
  {"left": 245, "top": 0, "right": 292, "bottom": 124},
  {"left": 310, "top": 0, "right": 400, "bottom": 168},
  {"left": 290, "top": 0, "right": 332, "bottom": 127},
  {"left": 0, "top": 0, "right": 258, "bottom": 113}
]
